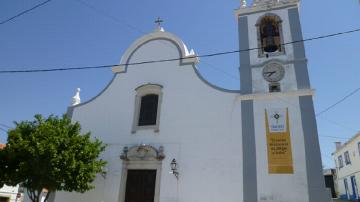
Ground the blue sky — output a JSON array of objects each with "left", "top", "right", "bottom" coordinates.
[{"left": 0, "top": 0, "right": 359, "bottom": 168}]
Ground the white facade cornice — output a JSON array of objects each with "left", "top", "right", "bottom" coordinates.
[
  {"left": 112, "top": 30, "right": 199, "bottom": 73},
  {"left": 332, "top": 132, "right": 360, "bottom": 155},
  {"left": 237, "top": 89, "right": 315, "bottom": 101},
  {"left": 235, "top": 0, "right": 299, "bottom": 17}
]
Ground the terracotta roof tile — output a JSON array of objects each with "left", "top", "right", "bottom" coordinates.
[{"left": 0, "top": 144, "right": 6, "bottom": 150}]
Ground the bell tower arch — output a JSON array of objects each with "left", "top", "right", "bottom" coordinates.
[
  {"left": 256, "top": 13, "right": 284, "bottom": 55},
  {"left": 236, "top": 1, "right": 331, "bottom": 202}
]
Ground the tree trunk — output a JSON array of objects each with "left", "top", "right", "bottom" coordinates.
[{"left": 44, "top": 191, "right": 51, "bottom": 202}]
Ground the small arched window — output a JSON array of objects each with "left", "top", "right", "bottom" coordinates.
[
  {"left": 132, "top": 84, "right": 163, "bottom": 133},
  {"left": 257, "top": 14, "right": 284, "bottom": 56}
]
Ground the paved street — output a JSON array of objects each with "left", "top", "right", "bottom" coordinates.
[{"left": 333, "top": 199, "right": 353, "bottom": 202}]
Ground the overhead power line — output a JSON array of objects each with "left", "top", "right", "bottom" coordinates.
[
  {"left": 74, "top": 0, "right": 145, "bottom": 35},
  {"left": 319, "top": 135, "right": 352, "bottom": 140},
  {"left": 274, "top": 93, "right": 359, "bottom": 136},
  {"left": 0, "top": 0, "right": 53, "bottom": 25},
  {"left": 74, "top": 0, "right": 239, "bottom": 81},
  {"left": 316, "top": 87, "right": 360, "bottom": 117},
  {"left": 0, "top": 123, "right": 11, "bottom": 129},
  {"left": 0, "top": 127, "right": 7, "bottom": 133},
  {"left": 0, "top": 27, "right": 359, "bottom": 73}
]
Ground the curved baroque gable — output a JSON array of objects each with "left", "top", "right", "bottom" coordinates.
[{"left": 112, "top": 30, "right": 199, "bottom": 73}]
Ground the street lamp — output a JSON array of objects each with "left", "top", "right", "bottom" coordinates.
[{"left": 170, "top": 158, "right": 179, "bottom": 179}]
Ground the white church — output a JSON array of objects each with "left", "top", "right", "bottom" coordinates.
[{"left": 52, "top": 0, "right": 331, "bottom": 201}]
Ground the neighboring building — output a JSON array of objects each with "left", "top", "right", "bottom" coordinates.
[
  {"left": 53, "top": 0, "right": 330, "bottom": 202},
  {"left": 324, "top": 168, "right": 337, "bottom": 198},
  {"left": 333, "top": 133, "right": 360, "bottom": 200},
  {"left": 0, "top": 144, "right": 21, "bottom": 202}
]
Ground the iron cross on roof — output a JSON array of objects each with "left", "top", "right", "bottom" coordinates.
[{"left": 155, "top": 17, "right": 164, "bottom": 27}]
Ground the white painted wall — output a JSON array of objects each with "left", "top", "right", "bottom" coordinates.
[
  {"left": 245, "top": 5, "right": 311, "bottom": 202},
  {"left": 54, "top": 33, "right": 243, "bottom": 202},
  {"left": 54, "top": 4, "right": 318, "bottom": 201},
  {"left": 333, "top": 133, "right": 360, "bottom": 199},
  {"left": 253, "top": 97, "right": 309, "bottom": 202},
  {"left": 0, "top": 185, "right": 19, "bottom": 202}
]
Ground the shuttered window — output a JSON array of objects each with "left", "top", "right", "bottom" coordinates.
[
  {"left": 138, "top": 94, "right": 158, "bottom": 126},
  {"left": 344, "top": 151, "right": 351, "bottom": 165}
]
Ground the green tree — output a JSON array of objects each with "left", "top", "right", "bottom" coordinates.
[{"left": 0, "top": 114, "right": 106, "bottom": 202}]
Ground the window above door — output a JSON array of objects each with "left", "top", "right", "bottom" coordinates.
[{"left": 132, "top": 84, "right": 163, "bottom": 133}]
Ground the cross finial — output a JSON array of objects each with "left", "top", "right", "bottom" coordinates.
[{"left": 155, "top": 17, "right": 163, "bottom": 28}]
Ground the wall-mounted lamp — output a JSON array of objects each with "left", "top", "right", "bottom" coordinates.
[{"left": 170, "top": 158, "right": 179, "bottom": 179}]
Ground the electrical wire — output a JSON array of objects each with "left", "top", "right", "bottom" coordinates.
[
  {"left": 0, "top": 0, "right": 53, "bottom": 25},
  {"left": 0, "top": 27, "right": 359, "bottom": 74},
  {"left": 0, "top": 2, "right": 359, "bottom": 137},
  {"left": 0, "top": 127, "right": 7, "bottom": 133},
  {"left": 316, "top": 87, "right": 360, "bottom": 117},
  {"left": 0, "top": 123, "right": 11, "bottom": 129},
  {"left": 273, "top": 94, "right": 358, "bottom": 139},
  {"left": 74, "top": 0, "right": 240, "bottom": 81},
  {"left": 74, "top": 0, "right": 145, "bottom": 35},
  {"left": 317, "top": 116, "right": 358, "bottom": 132},
  {"left": 319, "top": 135, "right": 352, "bottom": 140}
]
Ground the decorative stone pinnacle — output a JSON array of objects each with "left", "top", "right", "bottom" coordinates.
[
  {"left": 71, "top": 88, "right": 81, "bottom": 106},
  {"left": 240, "top": 0, "right": 247, "bottom": 8}
]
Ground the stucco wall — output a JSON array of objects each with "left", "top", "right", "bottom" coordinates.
[
  {"left": 253, "top": 97, "right": 309, "bottom": 202},
  {"left": 55, "top": 37, "right": 243, "bottom": 202}
]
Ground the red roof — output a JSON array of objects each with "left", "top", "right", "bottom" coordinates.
[{"left": 0, "top": 144, "right": 5, "bottom": 150}]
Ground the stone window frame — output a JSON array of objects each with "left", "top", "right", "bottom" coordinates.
[
  {"left": 256, "top": 13, "right": 286, "bottom": 58},
  {"left": 132, "top": 84, "right": 163, "bottom": 133}
]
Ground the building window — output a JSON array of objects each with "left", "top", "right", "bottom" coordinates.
[
  {"left": 138, "top": 94, "right": 158, "bottom": 126},
  {"left": 358, "top": 142, "right": 360, "bottom": 156},
  {"left": 335, "top": 159, "right": 337, "bottom": 169},
  {"left": 269, "top": 82, "right": 281, "bottom": 92},
  {"left": 132, "top": 84, "right": 163, "bottom": 133},
  {"left": 256, "top": 14, "right": 285, "bottom": 57},
  {"left": 344, "top": 151, "right": 351, "bottom": 165},
  {"left": 338, "top": 155, "right": 344, "bottom": 168}
]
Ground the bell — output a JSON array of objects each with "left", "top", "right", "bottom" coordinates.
[
  {"left": 264, "top": 36, "right": 278, "bottom": 52},
  {"left": 263, "top": 21, "right": 279, "bottom": 53}
]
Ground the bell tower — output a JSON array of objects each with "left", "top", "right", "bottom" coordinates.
[{"left": 236, "top": 1, "right": 331, "bottom": 202}]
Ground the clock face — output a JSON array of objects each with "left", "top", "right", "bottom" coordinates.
[{"left": 262, "top": 63, "right": 285, "bottom": 82}]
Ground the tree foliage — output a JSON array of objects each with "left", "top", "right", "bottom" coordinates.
[{"left": 0, "top": 114, "right": 106, "bottom": 202}]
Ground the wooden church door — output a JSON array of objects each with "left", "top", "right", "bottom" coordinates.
[{"left": 124, "top": 169, "right": 157, "bottom": 202}]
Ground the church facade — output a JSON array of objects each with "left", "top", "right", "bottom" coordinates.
[{"left": 53, "top": 1, "right": 331, "bottom": 201}]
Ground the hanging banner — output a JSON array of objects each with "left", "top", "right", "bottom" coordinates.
[{"left": 265, "top": 108, "right": 294, "bottom": 174}]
